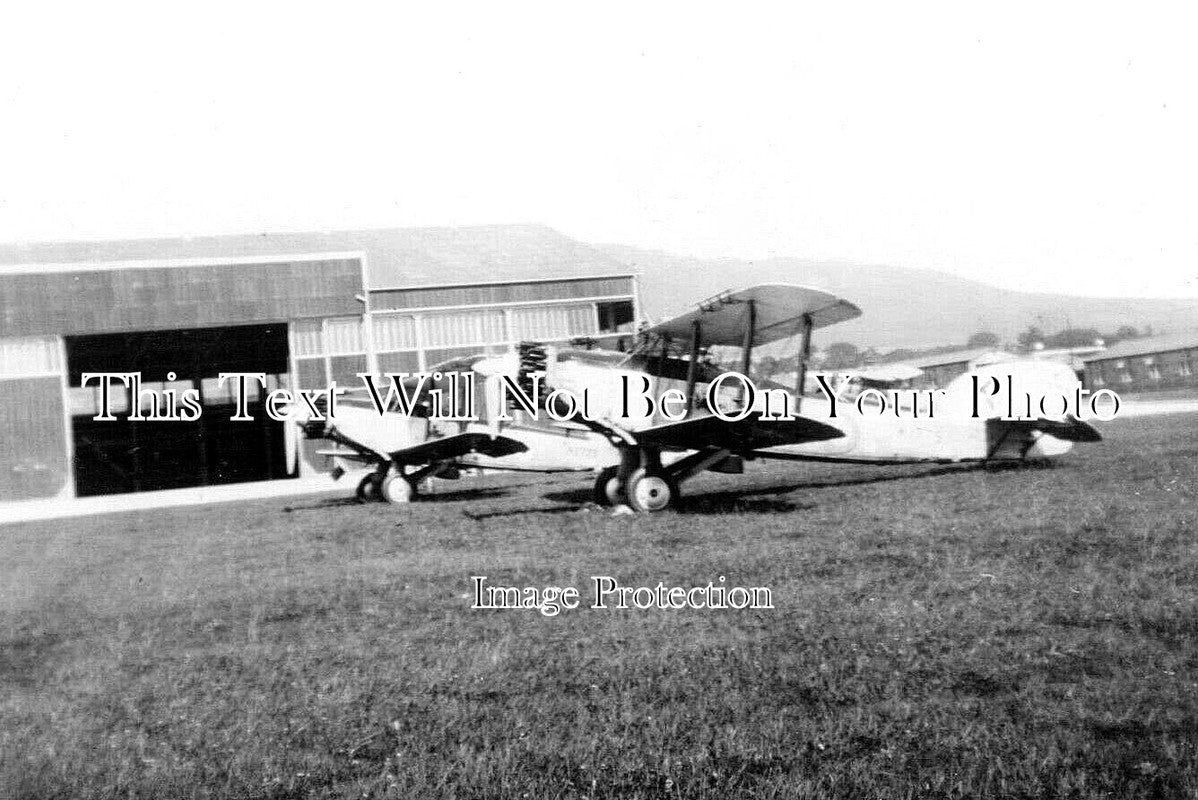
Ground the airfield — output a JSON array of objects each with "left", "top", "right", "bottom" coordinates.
[{"left": 2, "top": 413, "right": 1195, "bottom": 798}]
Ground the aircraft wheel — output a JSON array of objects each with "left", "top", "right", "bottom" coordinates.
[
  {"left": 381, "top": 474, "right": 417, "bottom": 504},
  {"left": 626, "top": 469, "right": 678, "bottom": 513},
  {"left": 356, "top": 474, "right": 383, "bottom": 502},
  {"left": 593, "top": 466, "right": 622, "bottom": 506}
]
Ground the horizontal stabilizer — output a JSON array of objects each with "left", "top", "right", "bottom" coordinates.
[
  {"left": 389, "top": 431, "right": 528, "bottom": 464},
  {"left": 636, "top": 413, "right": 844, "bottom": 452},
  {"left": 987, "top": 416, "right": 1102, "bottom": 443}
]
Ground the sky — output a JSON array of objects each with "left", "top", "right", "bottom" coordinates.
[{"left": 1, "top": 2, "right": 1195, "bottom": 298}]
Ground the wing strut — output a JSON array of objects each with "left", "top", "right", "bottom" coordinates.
[
  {"left": 654, "top": 334, "right": 671, "bottom": 425},
  {"left": 685, "top": 319, "right": 702, "bottom": 416},
  {"left": 738, "top": 299, "right": 756, "bottom": 406},
  {"left": 794, "top": 313, "right": 813, "bottom": 413}
]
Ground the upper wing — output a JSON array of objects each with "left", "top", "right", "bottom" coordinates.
[
  {"left": 635, "top": 413, "right": 844, "bottom": 452},
  {"left": 641, "top": 283, "right": 861, "bottom": 348},
  {"left": 389, "top": 431, "right": 528, "bottom": 464}
]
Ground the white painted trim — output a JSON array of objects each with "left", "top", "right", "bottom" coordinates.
[
  {"left": 57, "top": 335, "right": 77, "bottom": 500},
  {"left": 321, "top": 315, "right": 369, "bottom": 357},
  {"left": 360, "top": 253, "right": 378, "bottom": 376},
  {"left": 502, "top": 307, "right": 514, "bottom": 345},
  {"left": 0, "top": 371, "right": 62, "bottom": 381},
  {"left": 367, "top": 272, "right": 638, "bottom": 291},
  {"left": 414, "top": 331, "right": 631, "bottom": 354},
  {"left": 320, "top": 319, "right": 334, "bottom": 385},
  {"left": 631, "top": 273, "right": 645, "bottom": 326},
  {"left": 413, "top": 314, "right": 427, "bottom": 372},
  {"left": 0, "top": 477, "right": 348, "bottom": 526},
  {"left": 0, "top": 250, "right": 368, "bottom": 275}
]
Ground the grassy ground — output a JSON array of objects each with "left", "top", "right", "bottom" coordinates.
[{"left": 1, "top": 415, "right": 1195, "bottom": 799}]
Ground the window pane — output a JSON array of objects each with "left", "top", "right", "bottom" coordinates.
[
  {"left": 378, "top": 351, "right": 421, "bottom": 374},
  {"left": 597, "top": 300, "right": 635, "bottom": 333},
  {"left": 325, "top": 317, "right": 364, "bottom": 354},
  {"left": 372, "top": 314, "right": 418, "bottom": 351},
  {"left": 295, "top": 358, "right": 327, "bottom": 392},
  {"left": 424, "top": 346, "right": 483, "bottom": 368},
  {"left": 0, "top": 336, "right": 60, "bottom": 376},
  {"left": 330, "top": 355, "right": 368, "bottom": 387},
  {"left": 291, "top": 320, "right": 324, "bottom": 357},
  {"left": 510, "top": 304, "right": 596, "bottom": 340},
  {"left": 421, "top": 310, "right": 505, "bottom": 348}
]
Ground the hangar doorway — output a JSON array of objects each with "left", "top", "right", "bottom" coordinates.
[{"left": 66, "top": 323, "right": 294, "bottom": 497}]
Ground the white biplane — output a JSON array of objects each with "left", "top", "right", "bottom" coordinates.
[{"left": 300, "top": 283, "right": 1101, "bottom": 511}]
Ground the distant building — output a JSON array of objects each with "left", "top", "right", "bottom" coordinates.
[
  {"left": 871, "top": 342, "right": 1110, "bottom": 390},
  {"left": 902, "top": 348, "right": 1017, "bottom": 389},
  {"left": 1083, "top": 332, "right": 1198, "bottom": 393},
  {"left": 1025, "top": 343, "right": 1106, "bottom": 376}
]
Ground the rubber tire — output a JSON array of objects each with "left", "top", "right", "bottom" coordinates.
[
  {"left": 381, "top": 474, "right": 416, "bottom": 504},
  {"left": 356, "top": 474, "right": 382, "bottom": 502},
  {"left": 593, "top": 466, "right": 621, "bottom": 506},
  {"left": 625, "top": 468, "right": 678, "bottom": 513}
]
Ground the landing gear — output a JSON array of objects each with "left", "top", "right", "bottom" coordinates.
[
  {"left": 592, "top": 445, "right": 733, "bottom": 513},
  {"left": 593, "top": 466, "right": 622, "bottom": 506},
  {"left": 380, "top": 472, "right": 418, "bottom": 504},
  {"left": 356, "top": 473, "right": 383, "bottom": 502},
  {"left": 625, "top": 468, "right": 679, "bottom": 513}
]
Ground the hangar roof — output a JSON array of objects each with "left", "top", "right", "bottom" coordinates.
[
  {"left": 1083, "top": 331, "right": 1198, "bottom": 362},
  {"left": 0, "top": 224, "right": 633, "bottom": 289}
]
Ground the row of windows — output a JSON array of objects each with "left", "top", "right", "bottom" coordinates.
[
  {"left": 1088, "top": 349, "right": 1197, "bottom": 387},
  {"left": 6, "top": 298, "right": 636, "bottom": 400},
  {"left": 292, "top": 301, "right": 633, "bottom": 359}
]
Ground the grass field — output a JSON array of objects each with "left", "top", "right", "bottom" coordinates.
[{"left": 2, "top": 415, "right": 1195, "bottom": 798}]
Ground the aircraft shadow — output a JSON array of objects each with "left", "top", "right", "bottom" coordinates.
[
  {"left": 283, "top": 461, "right": 1058, "bottom": 516},
  {"left": 283, "top": 496, "right": 364, "bottom": 512},
  {"left": 461, "top": 505, "right": 587, "bottom": 521},
  {"left": 282, "top": 486, "right": 514, "bottom": 512},
  {"left": 416, "top": 487, "right": 515, "bottom": 503},
  {"left": 538, "top": 460, "right": 1058, "bottom": 515}
]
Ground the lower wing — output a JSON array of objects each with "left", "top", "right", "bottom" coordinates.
[
  {"left": 389, "top": 432, "right": 529, "bottom": 465},
  {"left": 635, "top": 413, "right": 844, "bottom": 453}
]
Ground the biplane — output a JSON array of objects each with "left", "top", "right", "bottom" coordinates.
[
  {"left": 301, "top": 282, "right": 1101, "bottom": 511},
  {"left": 492, "top": 283, "right": 1101, "bottom": 510},
  {"left": 295, "top": 367, "right": 624, "bottom": 503},
  {"left": 507, "top": 284, "right": 862, "bottom": 511},
  {"left": 296, "top": 284, "right": 857, "bottom": 507}
]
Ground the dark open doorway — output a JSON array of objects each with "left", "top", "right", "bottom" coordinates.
[{"left": 66, "top": 323, "right": 293, "bottom": 497}]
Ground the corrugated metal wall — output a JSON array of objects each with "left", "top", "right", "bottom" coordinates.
[
  {"left": 0, "top": 337, "right": 69, "bottom": 500},
  {"left": 1, "top": 258, "right": 364, "bottom": 337},
  {"left": 0, "top": 372, "right": 69, "bottom": 501}
]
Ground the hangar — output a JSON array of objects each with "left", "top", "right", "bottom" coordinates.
[{"left": 0, "top": 226, "right": 639, "bottom": 508}]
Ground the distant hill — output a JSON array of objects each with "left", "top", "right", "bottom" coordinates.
[{"left": 598, "top": 244, "right": 1198, "bottom": 350}]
